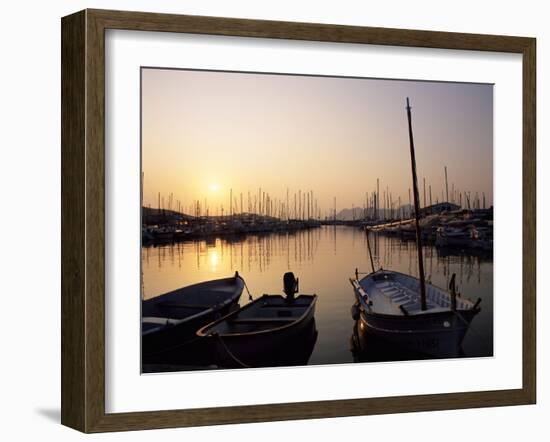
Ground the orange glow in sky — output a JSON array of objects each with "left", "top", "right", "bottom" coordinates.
[{"left": 141, "top": 68, "right": 493, "bottom": 215}]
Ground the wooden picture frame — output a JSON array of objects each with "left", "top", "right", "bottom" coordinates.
[{"left": 61, "top": 9, "right": 536, "bottom": 433}]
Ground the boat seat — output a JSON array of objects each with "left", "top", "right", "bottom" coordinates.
[
  {"left": 381, "top": 287, "right": 400, "bottom": 294},
  {"left": 142, "top": 316, "right": 179, "bottom": 326},
  {"left": 401, "top": 300, "right": 417, "bottom": 308}
]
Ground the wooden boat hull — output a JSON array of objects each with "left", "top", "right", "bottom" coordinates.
[
  {"left": 142, "top": 276, "right": 244, "bottom": 362},
  {"left": 208, "top": 317, "right": 318, "bottom": 368},
  {"left": 355, "top": 305, "right": 477, "bottom": 357},
  {"left": 198, "top": 295, "right": 317, "bottom": 368},
  {"left": 351, "top": 269, "right": 481, "bottom": 358},
  {"left": 142, "top": 302, "right": 240, "bottom": 362}
]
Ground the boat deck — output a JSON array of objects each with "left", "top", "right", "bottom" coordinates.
[
  {"left": 204, "top": 294, "right": 315, "bottom": 335},
  {"left": 358, "top": 271, "right": 472, "bottom": 316}
]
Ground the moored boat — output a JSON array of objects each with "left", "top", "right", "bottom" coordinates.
[
  {"left": 350, "top": 269, "right": 481, "bottom": 357},
  {"left": 470, "top": 226, "right": 493, "bottom": 252},
  {"left": 351, "top": 98, "right": 481, "bottom": 358},
  {"left": 197, "top": 272, "right": 317, "bottom": 368},
  {"left": 142, "top": 273, "right": 244, "bottom": 360},
  {"left": 435, "top": 226, "right": 472, "bottom": 248}
]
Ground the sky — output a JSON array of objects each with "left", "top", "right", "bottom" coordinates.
[{"left": 141, "top": 68, "right": 493, "bottom": 216}]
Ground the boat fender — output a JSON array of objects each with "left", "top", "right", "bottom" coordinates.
[{"left": 351, "top": 303, "right": 360, "bottom": 321}]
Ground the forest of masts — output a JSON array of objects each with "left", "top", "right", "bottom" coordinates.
[{"left": 144, "top": 167, "right": 488, "bottom": 223}]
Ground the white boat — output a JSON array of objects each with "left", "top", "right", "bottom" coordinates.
[
  {"left": 350, "top": 269, "right": 481, "bottom": 356},
  {"left": 142, "top": 273, "right": 244, "bottom": 359},
  {"left": 351, "top": 98, "right": 481, "bottom": 357}
]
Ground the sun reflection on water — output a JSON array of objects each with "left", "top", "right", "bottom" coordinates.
[{"left": 208, "top": 249, "right": 220, "bottom": 272}]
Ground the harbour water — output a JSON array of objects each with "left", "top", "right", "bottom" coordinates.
[{"left": 142, "top": 225, "right": 493, "bottom": 366}]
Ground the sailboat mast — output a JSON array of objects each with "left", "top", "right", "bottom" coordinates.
[
  {"left": 445, "top": 165, "right": 449, "bottom": 202},
  {"left": 405, "top": 98, "right": 427, "bottom": 311}
]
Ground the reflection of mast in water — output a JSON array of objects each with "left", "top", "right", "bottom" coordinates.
[
  {"left": 296, "top": 232, "right": 300, "bottom": 265},
  {"left": 169, "top": 242, "right": 175, "bottom": 266},
  {"left": 408, "top": 240, "right": 413, "bottom": 276},
  {"left": 267, "top": 235, "right": 272, "bottom": 269},
  {"left": 333, "top": 225, "right": 337, "bottom": 255},
  {"left": 240, "top": 241, "right": 244, "bottom": 272},
  {"left": 399, "top": 238, "right": 403, "bottom": 265},
  {"left": 428, "top": 243, "right": 434, "bottom": 281},
  {"left": 307, "top": 229, "right": 312, "bottom": 263},
  {"left": 247, "top": 237, "right": 252, "bottom": 272},
  {"left": 459, "top": 254, "right": 464, "bottom": 286},
  {"left": 299, "top": 231, "right": 303, "bottom": 265},
  {"left": 229, "top": 240, "right": 233, "bottom": 271},
  {"left": 368, "top": 231, "right": 379, "bottom": 270},
  {"left": 195, "top": 242, "right": 200, "bottom": 270},
  {"left": 383, "top": 236, "right": 390, "bottom": 268},
  {"left": 287, "top": 233, "right": 290, "bottom": 270},
  {"left": 260, "top": 236, "right": 264, "bottom": 273},
  {"left": 158, "top": 246, "right": 163, "bottom": 269},
  {"left": 466, "top": 256, "right": 473, "bottom": 283},
  {"left": 306, "top": 229, "right": 311, "bottom": 262},
  {"left": 477, "top": 257, "right": 481, "bottom": 284},
  {"left": 434, "top": 251, "right": 484, "bottom": 290}
]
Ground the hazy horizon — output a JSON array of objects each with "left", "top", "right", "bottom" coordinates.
[{"left": 142, "top": 68, "right": 493, "bottom": 217}]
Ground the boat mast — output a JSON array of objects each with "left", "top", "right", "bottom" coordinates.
[
  {"left": 405, "top": 98, "right": 427, "bottom": 311},
  {"left": 445, "top": 165, "right": 449, "bottom": 202}
]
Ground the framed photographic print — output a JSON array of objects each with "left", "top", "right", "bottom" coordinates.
[{"left": 61, "top": 9, "right": 536, "bottom": 433}]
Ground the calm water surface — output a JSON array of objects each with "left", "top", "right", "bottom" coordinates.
[{"left": 142, "top": 226, "right": 493, "bottom": 365}]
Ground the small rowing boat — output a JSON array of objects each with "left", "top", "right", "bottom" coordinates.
[
  {"left": 142, "top": 273, "right": 244, "bottom": 360},
  {"left": 197, "top": 272, "right": 317, "bottom": 368}
]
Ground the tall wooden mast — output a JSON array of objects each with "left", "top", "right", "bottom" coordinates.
[{"left": 406, "top": 98, "right": 427, "bottom": 311}]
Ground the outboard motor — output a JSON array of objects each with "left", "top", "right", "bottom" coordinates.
[{"left": 283, "top": 272, "right": 299, "bottom": 302}]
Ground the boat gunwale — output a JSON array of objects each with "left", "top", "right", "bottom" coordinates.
[
  {"left": 358, "top": 314, "right": 472, "bottom": 335},
  {"left": 356, "top": 299, "right": 479, "bottom": 321},
  {"left": 141, "top": 276, "right": 244, "bottom": 334},
  {"left": 350, "top": 270, "right": 480, "bottom": 320},
  {"left": 144, "top": 275, "right": 243, "bottom": 302},
  {"left": 196, "top": 294, "right": 317, "bottom": 338},
  {"left": 356, "top": 268, "right": 478, "bottom": 306}
]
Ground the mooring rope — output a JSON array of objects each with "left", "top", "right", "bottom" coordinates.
[
  {"left": 242, "top": 278, "right": 254, "bottom": 301},
  {"left": 214, "top": 333, "right": 251, "bottom": 368}
]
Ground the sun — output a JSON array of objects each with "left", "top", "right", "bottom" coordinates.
[{"left": 209, "top": 183, "right": 220, "bottom": 193}]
